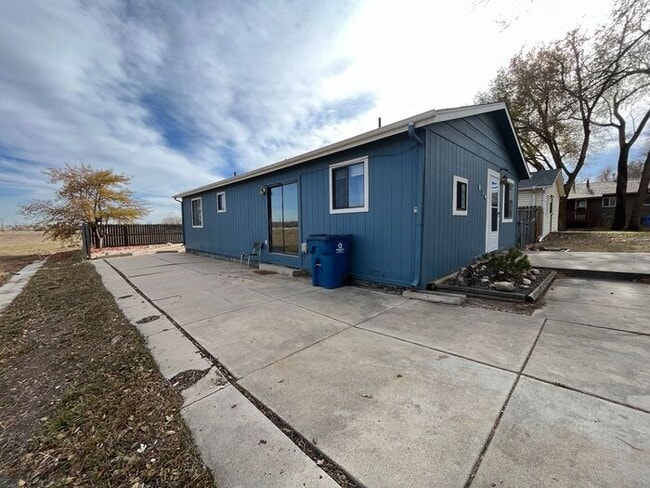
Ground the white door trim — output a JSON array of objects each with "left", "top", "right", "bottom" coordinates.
[{"left": 486, "top": 169, "right": 500, "bottom": 252}]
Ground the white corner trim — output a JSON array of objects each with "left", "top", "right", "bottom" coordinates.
[
  {"left": 216, "top": 191, "right": 227, "bottom": 213},
  {"left": 502, "top": 178, "right": 515, "bottom": 223},
  {"left": 452, "top": 175, "right": 468, "bottom": 216},
  {"left": 328, "top": 156, "right": 369, "bottom": 214},
  {"left": 191, "top": 197, "right": 203, "bottom": 228}
]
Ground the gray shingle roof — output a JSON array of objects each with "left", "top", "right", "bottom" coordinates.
[
  {"left": 519, "top": 169, "right": 562, "bottom": 189},
  {"left": 567, "top": 179, "right": 646, "bottom": 199}
]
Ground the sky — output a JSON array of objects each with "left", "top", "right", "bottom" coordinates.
[{"left": 0, "top": 0, "right": 642, "bottom": 225}]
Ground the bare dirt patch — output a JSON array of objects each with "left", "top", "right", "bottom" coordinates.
[
  {"left": 0, "top": 251, "right": 214, "bottom": 487},
  {"left": 540, "top": 231, "right": 650, "bottom": 252}
]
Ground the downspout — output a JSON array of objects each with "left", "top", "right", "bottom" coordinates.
[
  {"left": 408, "top": 123, "right": 425, "bottom": 288},
  {"left": 174, "top": 196, "right": 185, "bottom": 246}
]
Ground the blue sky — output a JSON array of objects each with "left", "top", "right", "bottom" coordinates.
[{"left": 0, "top": 0, "right": 644, "bottom": 225}]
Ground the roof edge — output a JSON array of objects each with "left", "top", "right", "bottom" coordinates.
[{"left": 173, "top": 102, "right": 510, "bottom": 198}]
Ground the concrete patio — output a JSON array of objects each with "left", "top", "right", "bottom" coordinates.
[{"left": 94, "top": 252, "right": 650, "bottom": 488}]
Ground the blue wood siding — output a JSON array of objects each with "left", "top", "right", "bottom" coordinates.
[
  {"left": 419, "top": 112, "right": 519, "bottom": 285},
  {"left": 182, "top": 111, "right": 522, "bottom": 289},
  {"left": 183, "top": 133, "right": 423, "bottom": 287}
]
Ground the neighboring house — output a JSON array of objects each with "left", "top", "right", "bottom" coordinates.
[
  {"left": 518, "top": 169, "right": 565, "bottom": 239},
  {"left": 566, "top": 179, "right": 650, "bottom": 228},
  {"left": 174, "top": 102, "right": 529, "bottom": 289}
]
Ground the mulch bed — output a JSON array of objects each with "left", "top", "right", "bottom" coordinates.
[{"left": 0, "top": 251, "right": 214, "bottom": 487}]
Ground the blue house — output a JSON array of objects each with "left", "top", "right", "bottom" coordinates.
[{"left": 174, "top": 102, "right": 529, "bottom": 289}]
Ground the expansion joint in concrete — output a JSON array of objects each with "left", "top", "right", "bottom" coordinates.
[
  {"left": 464, "top": 318, "right": 549, "bottom": 487},
  {"left": 103, "top": 258, "right": 365, "bottom": 488}
]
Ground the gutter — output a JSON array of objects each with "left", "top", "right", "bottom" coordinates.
[
  {"left": 409, "top": 126, "right": 426, "bottom": 288},
  {"left": 173, "top": 196, "right": 185, "bottom": 246}
]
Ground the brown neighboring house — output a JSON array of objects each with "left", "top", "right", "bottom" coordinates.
[{"left": 565, "top": 179, "right": 650, "bottom": 228}]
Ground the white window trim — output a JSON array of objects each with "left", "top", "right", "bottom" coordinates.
[
  {"left": 328, "top": 156, "right": 369, "bottom": 214},
  {"left": 191, "top": 197, "right": 203, "bottom": 228},
  {"left": 576, "top": 199, "right": 587, "bottom": 209},
  {"left": 502, "top": 178, "right": 515, "bottom": 223},
  {"left": 602, "top": 196, "right": 616, "bottom": 208},
  {"left": 216, "top": 191, "right": 227, "bottom": 213},
  {"left": 452, "top": 176, "right": 468, "bottom": 216}
]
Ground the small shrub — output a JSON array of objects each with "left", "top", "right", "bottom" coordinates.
[{"left": 487, "top": 248, "right": 531, "bottom": 275}]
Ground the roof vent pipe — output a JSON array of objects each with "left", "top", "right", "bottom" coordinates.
[{"left": 408, "top": 122, "right": 423, "bottom": 145}]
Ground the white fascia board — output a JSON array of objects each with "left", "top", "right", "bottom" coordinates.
[{"left": 173, "top": 102, "right": 509, "bottom": 199}]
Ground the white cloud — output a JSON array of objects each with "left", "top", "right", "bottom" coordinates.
[{"left": 0, "top": 0, "right": 620, "bottom": 224}]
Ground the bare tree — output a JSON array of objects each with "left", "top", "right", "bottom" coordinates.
[
  {"left": 478, "top": 0, "right": 649, "bottom": 230},
  {"left": 161, "top": 216, "right": 182, "bottom": 225},
  {"left": 628, "top": 158, "right": 646, "bottom": 179},
  {"left": 597, "top": 166, "right": 617, "bottom": 181},
  {"left": 591, "top": 0, "right": 650, "bottom": 229},
  {"left": 628, "top": 147, "right": 650, "bottom": 230}
]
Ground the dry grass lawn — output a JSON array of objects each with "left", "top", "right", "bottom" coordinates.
[
  {"left": 542, "top": 231, "right": 650, "bottom": 252},
  {"left": 0, "top": 251, "right": 214, "bottom": 486},
  {"left": 0, "top": 231, "right": 77, "bottom": 287}
]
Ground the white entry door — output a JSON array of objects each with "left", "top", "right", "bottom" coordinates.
[{"left": 486, "top": 170, "right": 500, "bottom": 252}]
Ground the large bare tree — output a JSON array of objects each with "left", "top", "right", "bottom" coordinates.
[
  {"left": 21, "top": 164, "right": 149, "bottom": 248},
  {"left": 478, "top": 0, "right": 650, "bottom": 213},
  {"left": 592, "top": 0, "right": 650, "bottom": 229},
  {"left": 628, "top": 148, "right": 650, "bottom": 230}
]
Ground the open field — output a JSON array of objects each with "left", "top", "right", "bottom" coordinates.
[
  {"left": 0, "top": 251, "right": 214, "bottom": 486},
  {"left": 542, "top": 231, "right": 650, "bottom": 252},
  {"left": 0, "top": 231, "right": 78, "bottom": 287}
]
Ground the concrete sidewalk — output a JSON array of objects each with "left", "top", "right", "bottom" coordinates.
[
  {"left": 95, "top": 252, "right": 650, "bottom": 487},
  {"left": 0, "top": 260, "right": 44, "bottom": 313},
  {"left": 527, "top": 251, "right": 650, "bottom": 276}
]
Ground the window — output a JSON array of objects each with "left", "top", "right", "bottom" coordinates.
[
  {"left": 602, "top": 196, "right": 616, "bottom": 208},
  {"left": 452, "top": 176, "right": 468, "bottom": 216},
  {"left": 269, "top": 182, "right": 298, "bottom": 255},
  {"left": 191, "top": 197, "right": 203, "bottom": 228},
  {"left": 549, "top": 196, "right": 554, "bottom": 214},
  {"left": 216, "top": 191, "right": 226, "bottom": 212},
  {"left": 502, "top": 179, "right": 514, "bottom": 222},
  {"left": 329, "top": 157, "right": 369, "bottom": 214},
  {"left": 575, "top": 199, "right": 587, "bottom": 209},
  {"left": 644, "top": 194, "right": 650, "bottom": 207}
]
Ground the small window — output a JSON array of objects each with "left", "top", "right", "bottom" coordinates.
[
  {"left": 575, "top": 199, "right": 587, "bottom": 209},
  {"left": 602, "top": 196, "right": 616, "bottom": 208},
  {"left": 452, "top": 176, "right": 468, "bottom": 216},
  {"left": 191, "top": 197, "right": 203, "bottom": 228},
  {"left": 549, "top": 196, "right": 554, "bottom": 214},
  {"left": 329, "top": 157, "right": 369, "bottom": 214},
  {"left": 502, "top": 179, "right": 514, "bottom": 222},
  {"left": 217, "top": 191, "right": 226, "bottom": 213}
]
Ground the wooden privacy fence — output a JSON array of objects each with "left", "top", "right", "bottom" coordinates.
[
  {"left": 81, "top": 223, "right": 182, "bottom": 255},
  {"left": 516, "top": 206, "right": 543, "bottom": 248}
]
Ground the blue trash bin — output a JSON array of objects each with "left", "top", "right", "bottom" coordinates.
[
  {"left": 307, "top": 234, "right": 352, "bottom": 289},
  {"left": 641, "top": 216, "right": 650, "bottom": 229}
]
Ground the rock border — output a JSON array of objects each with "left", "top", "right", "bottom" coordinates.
[{"left": 434, "top": 271, "right": 556, "bottom": 303}]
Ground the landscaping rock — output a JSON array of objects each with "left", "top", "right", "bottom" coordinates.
[
  {"left": 521, "top": 285, "right": 530, "bottom": 289},
  {"left": 522, "top": 278, "right": 532, "bottom": 286},
  {"left": 481, "top": 277, "right": 490, "bottom": 283},
  {"left": 494, "top": 281, "right": 515, "bottom": 292},
  {"left": 530, "top": 268, "right": 540, "bottom": 275}
]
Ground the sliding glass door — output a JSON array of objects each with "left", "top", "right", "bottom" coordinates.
[{"left": 269, "top": 182, "right": 298, "bottom": 255}]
